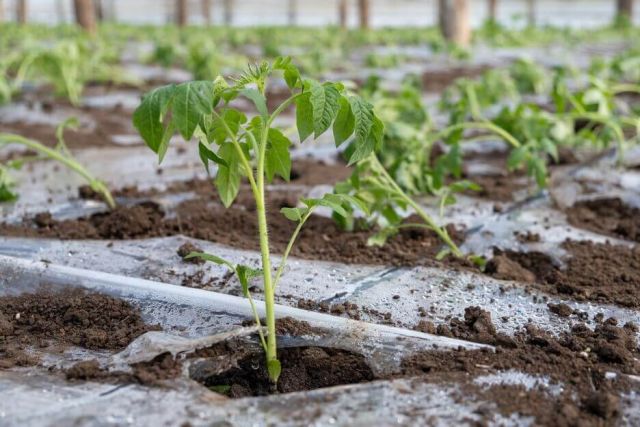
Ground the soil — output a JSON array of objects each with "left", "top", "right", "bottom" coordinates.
[
  {"left": 0, "top": 288, "right": 157, "bottom": 369},
  {"left": 0, "top": 103, "right": 135, "bottom": 149},
  {"left": 191, "top": 340, "right": 374, "bottom": 397},
  {"left": 403, "top": 306, "right": 639, "bottom": 427},
  {"left": 487, "top": 240, "right": 640, "bottom": 308},
  {"left": 464, "top": 174, "right": 529, "bottom": 202},
  {"left": 566, "top": 198, "right": 640, "bottom": 243},
  {"left": 421, "top": 65, "right": 489, "bottom": 92},
  {"left": 2, "top": 188, "right": 468, "bottom": 268}
]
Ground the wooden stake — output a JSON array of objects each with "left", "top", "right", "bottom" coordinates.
[
  {"left": 358, "top": 0, "right": 369, "bottom": 29},
  {"left": 73, "top": 0, "right": 97, "bottom": 33},
  {"left": 201, "top": 0, "right": 211, "bottom": 25},
  {"left": 95, "top": 0, "right": 103, "bottom": 21},
  {"left": 0, "top": 0, "right": 4, "bottom": 22},
  {"left": 176, "top": 0, "right": 188, "bottom": 26},
  {"left": 16, "top": 0, "right": 27, "bottom": 24},
  {"left": 338, "top": 0, "right": 348, "bottom": 29},
  {"left": 439, "top": 0, "right": 470, "bottom": 47},
  {"left": 488, "top": 0, "right": 497, "bottom": 22},
  {"left": 617, "top": 0, "right": 633, "bottom": 21}
]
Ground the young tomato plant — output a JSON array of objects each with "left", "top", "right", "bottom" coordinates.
[
  {"left": 132, "top": 57, "right": 381, "bottom": 385},
  {"left": 0, "top": 118, "right": 115, "bottom": 207}
]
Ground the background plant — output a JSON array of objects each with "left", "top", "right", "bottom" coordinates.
[{"left": 0, "top": 118, "right": 115, "bottom": 207}]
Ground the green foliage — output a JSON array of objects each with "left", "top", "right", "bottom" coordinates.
[
  {"left": 0, "top": 119, "right": 115, "bottom": 207},
  {"left": 133, "top": 57, "right": 383, "bottom": 384}
]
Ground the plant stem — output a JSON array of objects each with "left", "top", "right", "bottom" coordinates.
[
  {"left": 0, "top": 133, "right": 115, "bottom": 208},
  {"left": 273, "top": 209, "right": 313, "bottom": 289},
  {"left": 256, "top": 125, "right": 278, "bottom": 383},
  {"left": 433, "top": 121, "right": 521, "bottom": 149},
  {"left": 370, "top": 154, "right": 463, "bottom": 258}
]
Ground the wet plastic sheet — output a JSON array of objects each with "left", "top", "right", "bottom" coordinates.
[
  {"left": 2, "top": 235, "right": 639, "bottom": 341},
  {"left": 0, "top": 369, "right": 530, "bottom": 427}
]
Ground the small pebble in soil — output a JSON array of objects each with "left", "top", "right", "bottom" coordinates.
[{"left": 177, "top": 242, "right": 205, "bottom": 264}]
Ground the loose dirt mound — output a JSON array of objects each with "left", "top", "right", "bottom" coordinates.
[
  {"left": 0, "top": 288, "right": 157, "bottom": 369},
  {"left": 405, "top": 307, "right": 639, "bottom": 426},
  {"left": 566, "top": 198, "right": 640, "bottom": 242},
  {"left": 487, "top": 240, "right": 640, "bottom": 308}
]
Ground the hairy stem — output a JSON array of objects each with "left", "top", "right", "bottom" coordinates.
[
  {"left": 256, "top": 124, "right": 278, "bottom": 383},
  {"left": 273, "top": 209, "right": 314, "bottom": 289}
]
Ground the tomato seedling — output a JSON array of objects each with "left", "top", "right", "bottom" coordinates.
[
  {"left": 0, "top": 118, "right": 115, "bottom": 207},
  {"left": 133, "top": 57, "right": 381, "bottom": 384}
]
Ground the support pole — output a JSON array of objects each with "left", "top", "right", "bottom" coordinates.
[
  {"left": 338, "top": 0, "right": 347, "bottom": 28},
  {"left": 176, "top": 0, "right": 188, "bottom": 26},
  {"left": 202, "top": 0, "right": 211, "bottom": 25},
  {"left": 0, "top": 0, "right": 4, "bottom": 22},
  {"left": 616, "top": 0, "right": 634, "bottom": 23},
  {"left": 358, "top": 0, "right": 369, "bottom": 29},
  {"left": 73, "top": 0, "right": 97, "bottom": 34},
  {"left": 16, "top": 0, "right": 27, "bottom": 24},
  {"left": 438, "top": 0, "right": 470, "bottom": 47},
  {"left": 95, "top": 0, "right": 103, "bottom": 21},
  {"left": 488, "top": 0, "right": 497, "bottom": 22}
]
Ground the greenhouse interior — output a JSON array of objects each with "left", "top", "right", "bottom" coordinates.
[{"left": 1, "top": 0, "right": 640, "bottom": 426}]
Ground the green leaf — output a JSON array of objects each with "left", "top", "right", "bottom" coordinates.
[
  {"left": 367, "top": 227, "right": 398, "bottom": 247},
  {"left": 507, "top": 146, "right": 528, "bottom": 170},
  {"left": 240, "top": 88, "right": 269, "bottom": 119},
  {"left": 210, "top": 109, "right": 247, "bottom": 145},
  {"left": 310, "top": 81, "right": 340, "bottom": 138},
  {"left": 303, "top": 194, "right": 349, "bottom": 218},
  {"left": 132, "top": 84, "right": 176, "bottom": 152},
  {"left": 540, "top": 138, "right": 559, "bottom": 163},
  {"left": 529, "top": 156, "right": 548, "bottom": 188},
  {"left": 173, "top": 81, "right": 216, "bottom": 140},
  {"left": 199, "top": 141, "right": 228, "bottom": 174},
  {"left": 347, "top": 116, "right": 382, "bottom": 166},
  {"left": 295, "top": 92, "right": 313, "bottom": 143},
  {"left": 333, "top": 95, "right": 354, "bottom": 147},
  {"left": 215, "top": 142, "right": 241, "bottom": 207},
  {"left": 184, "top": 251, "right": 235, "bottom": 270},
  {"left": 265, "top": 128, "right": 292, "bottom": 182},
  {"left": 330, "top": 193, "right": 370, "bottom": 216},
  {"left": 274, "top": 56, "right": 301, "bottom": 89},
  {"left": 346, "top": 96, "right": 375, "bottom": 165},
  {"left": 236, "top": 264, "right": 262, "bottom": 297},
  {"left": 281, "top": 207, "right": 308, "bottom": 221},
  {"left": 267, "top": 359, "right": 282, "bottom": 383}
]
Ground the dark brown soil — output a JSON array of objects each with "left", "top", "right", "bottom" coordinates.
[
  {"left": 0, "top": 106, "right": 134, "bottom": 149},
  {"left": 76, "top": 159, "right": 352, "bottom": 202},
  {"left": 487, "top": 240, "right": 640, "bottom": 308},
  {"left": 403, "top": 307, "right": 639, "bottom": 427},
  {"left": 421, "top": 65, "right": 489, "bottom": 92},
  {"left": 0, "top": 288, "right": 157, "bottom": 369},
  {"left": 191, "top": 340, "right": 374, "bottom": 397},
  {"left": 464, "top": 174, "right": 529, "bottom": 202},
  {"left": 566, "top": 198, "right": 640, "bottom": 243},
  {"left": 1, "top": 189, "right": 467, "bottom": 267}
]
